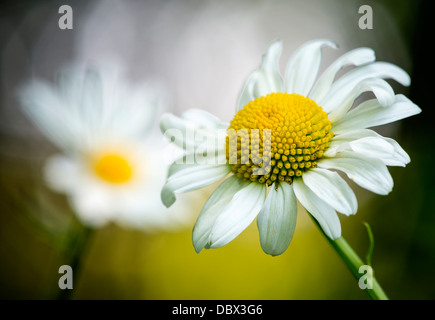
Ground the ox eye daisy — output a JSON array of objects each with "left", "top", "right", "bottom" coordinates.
[
  {"left": 160, "top": 39, "right": 421, "bottom": 298},
  {"left": 161, "top": 39, "right": 420, "bottom": 253},
  {"left": 19, "top": 63, "right": 190, "bottom": 231}
]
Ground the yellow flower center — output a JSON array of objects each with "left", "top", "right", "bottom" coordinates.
[
  {"left": 94, "top": 154, "right": 133, "bottom": 184},
  {"left": 226, "top": 93, "right": 333, "bottom": 185}
]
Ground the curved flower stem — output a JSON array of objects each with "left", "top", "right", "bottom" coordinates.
[{"left": 311, "top": 216, "right": 389, "bottom": 300}]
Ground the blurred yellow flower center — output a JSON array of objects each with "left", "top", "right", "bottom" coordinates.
[
  {"left": 94, "top": 154, "right": 133, "bottom": 184},
  {"left": 226, "top": 93, "right": 333, "bottom": 185}
]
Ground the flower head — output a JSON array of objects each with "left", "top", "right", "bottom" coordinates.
[
  {"left": 160, "top": 39, "right": 421, "bottom": 255},
  {"left": 19, "top": 63, "right": 191, "bottom": 230}
]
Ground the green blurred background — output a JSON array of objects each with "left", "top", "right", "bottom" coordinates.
[{"left": 0, "top": 0, "right": 433, "bottom": 300}]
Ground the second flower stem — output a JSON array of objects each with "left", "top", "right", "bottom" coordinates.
[
  {"left": 57, "top": 223, "right": 94, "bottom": 300},
  {"left": 311, "top": 216, "right": 389, "bottom": 300}
]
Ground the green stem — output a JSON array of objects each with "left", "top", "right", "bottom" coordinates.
[
  {"left": 311, "top": 217, "right": 389, "bottom": 300},
  {"left": 57, "top": 223, "right": 94, "bottom": 300}
]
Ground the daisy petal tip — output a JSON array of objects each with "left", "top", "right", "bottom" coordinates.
[
  {"left": 192, "top": 223, "right": 210, "bottom": 253},
  {"left": 403, "top": 74, "right": 411, "bottom": 87},
  {"left": 358, "top": 47, "right": 375, "bottom": 62},
  {"left": 339, "top": 204, "right": 358, "bottom": 216},
  {"left": 330, "top": 232, "right": 342, "bottom": 241},
  {"left": 386, "top": 185, "right": 394, "bottom": 195},
  {"left": 391, "top": 64, "right": 412, "bottom": 87},
  {"left": 262, "top": 246, "right": 287, "bottom": 257},
  {"left": 159, "top": 112, "right": 172, "bottom": 120},
  {"left": 347, "top": 198, "right": 358, "bottom": 216},
  {"left": 161, "top": 185, "right": 176, "bottom": 208},
  {"left": 192, "top": 236, "right": 207, "bottom": 253},
  {"left": 328, "top": 40, "right": 339, "bottom": 50},
  {"left": 269, "top": 39, "right": 283, "bottom": 49},
  {"left": 315, "top": 39, "right": 338, "bottom": 50},
  {"left": 271, "top": 253, "right": 282, "bottom": 257},
  {"left": 340, "top": 197, "right": 358, "bottom": 216},
  {"left": 193, "top": 244, "right": 203, "bottom": 254},
  {"left": 159, "top": 113, "right": 173, "bottom": 133},
  {"left": 365, "top": 48, "right": 376, "bottom": 62}
]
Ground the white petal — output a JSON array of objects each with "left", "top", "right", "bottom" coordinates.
[
  {"left": 56, "top": 67, "right": 84, "bottom": 107},
  {"left": 325, "top": 129, "right": 410, "bottom": 167},
  {"left": 161, "top": 164, "right": 231, "bottom": 208},
  {"left": 237, "top": 71, "right": 261, "bottom": 112},
  {"left": 209, "top": 182, "right": 266, "bottom": 248},
  {"left": 325, "top": 78, "right": 395, "bottom": 122},
  {"left": 107, "top": 82, "right": 163, "bottom": 137},
  {"left": 257, "top": 182, "right": 297, "bottom": 256},
  {"left": 44, "top": 154, "right": 80, "bottom": 192},
  {"left": 79, "top": 69, "right": 103, "bottom": 129},
  {"left": 167, "top": 156, "right": 201, "bottom": 177},
  {"left": 237, "top": 40, "right": 283, "bottom": 111},
  {"left": 309, "top": 47, "right": 376, "bottom": 102},
  {"left": 348, "top": 137, "right": 409, "bottom": 167},
  {"left": 27, "top": 64, "right": 162, "bottom": 146},
  {"left": 69, "top": 186, "right": 114, "bottom": 228},
  {"left": 114, "top": 182, "right": 191, "bottom": 231},
  {"left": 327, "top": 128, "right": 383, "bottom": 146},
  {"left": 56, "top": 67, "right": 104, "bottom": 132},
  {"left": 302, "top": 168, "right": 357, "bottom": 215},
  {"left": 319, "top": 62, "right": 411, "bottom": 107},
  {"left": 257, "top": 40, "right": 284, "bottom": 93},
  {"left": 160, "top": 113, "right": 194, "bottom": 149},
  {"left": 18, "top": 80, "right": 78, "bottom": 152},
  {"left": 374, "top": 136, "right": 410, "bottom": 166},
  {"left": 317, "top": 152, "right": 393, "bottom": 195},
  {"left": 192, "top": 176, "right": 247, "bottom": 253},
  {"left": 167, "top": 149, "right": 227, "bottom": 176},
  {"left": 45, "top": 161, "right": 117, "bottom": 227},
  {"left": 333, "top": 94, "right": 421, "bottom": 133},
  {"left": 285, "top": 39, "right": 337, "bottom": 96},
  {"left": 181, "top": 108, "right": 225, "bottom": 129},
  {"left": 160, "top": 111, "right": 226, "bottom": 152},
  {"left": 325, "top": 129, "right": 378, "bottom": 157},
  {"left": 293, "top": 178, "right": 341, "bottom": 239}
]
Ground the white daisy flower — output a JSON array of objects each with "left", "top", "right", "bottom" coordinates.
[
  {"left": 160, "top": 39, "right": 421, "bottom": 256},
  {"left": 19, "top": 63, "right": 190, "bottom": 230}
]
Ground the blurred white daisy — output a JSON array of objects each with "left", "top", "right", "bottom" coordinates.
[
  {"left": 160, "top": 39, "right": 421, "bottom": 255},
  {"left": 19, "top": 63, "right": 190, "bottom": 230}
]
